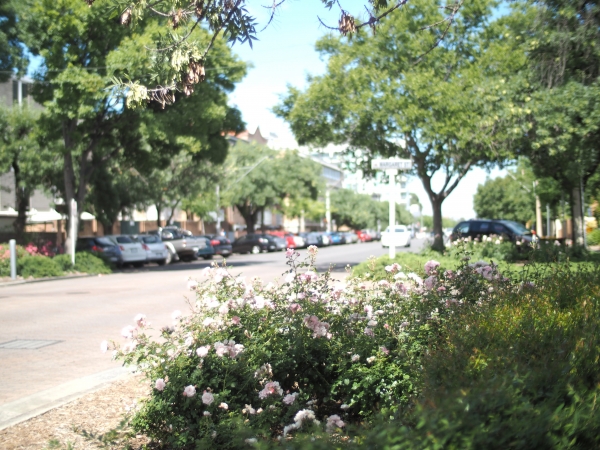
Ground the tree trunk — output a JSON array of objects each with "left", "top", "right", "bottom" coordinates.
[
  {"left": 155, "top": 203, "right": 162, "bottom": 228},
  {"left": 430, "top": 196, "right": 444, "bottom": 252},
  {"left": 62, "top": 119, "right": 78, "bottom": 256},
  {"left": 260, "top": 208, "right": 266, "bottom": 233},
  {"left": 102, "top": 220, "right": 113, "bottom": 235},
  {"left": 12, "top": 160, "right": 29, "bottom": 242},
  {"left": 571, "top": 185, "right": 584, "bottom": 245}
]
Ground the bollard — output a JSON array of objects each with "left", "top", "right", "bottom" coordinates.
[{"left": 9, "top": 239, "right": 16, "bottom": 280}]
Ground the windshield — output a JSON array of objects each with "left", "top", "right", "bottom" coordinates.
[
  {"left": 95, "top": 237, "right": 114, "bottom": 247},
  {"left": 115, "top": 236, "right": 134, "bottom": 244},
  {"left": 500, "top": 220, "right": 532, "bottom": 235},
  {"left": 141, "top": 235, "right": 160, "bottom": 244}
]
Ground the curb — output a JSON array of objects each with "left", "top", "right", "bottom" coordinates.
[
  {"left": 0, "top": 366, "right": 131, "bottom": 431},
  {"left": 0, "top": 273, "right": 102, "bottom": 288}
]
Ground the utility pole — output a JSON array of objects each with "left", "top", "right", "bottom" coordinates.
[
  {"left": 215, "top": 184, "right": 221, "bottom": 236},
  {"left": 325, "top": 189, "right": 331, "bottom": 232}
]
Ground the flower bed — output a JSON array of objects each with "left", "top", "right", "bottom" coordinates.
[
  {"left": 107, "top": 247, "right": 513, "bottom": 448},
  {"left": 0, "top": 242, "right": 112, "bottom": 279}
]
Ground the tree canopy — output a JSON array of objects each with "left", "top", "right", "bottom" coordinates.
[
  {"left": 84, "top": 0, "right": 464, "bottom": 108},
  {"left": 275, "top": 0, "right": 516, "bottom": 250},
  {"left": 18, "top": 0, "right": 245, "bottom": 251},
  {"left": 222, "top": 142, "right": 324, "bottom": 232}
]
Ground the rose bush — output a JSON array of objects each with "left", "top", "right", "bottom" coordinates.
[{"left": 107, "top": 247, "right": 512, "bottom": 448}]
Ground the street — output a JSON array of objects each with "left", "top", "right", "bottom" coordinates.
[{"left": 0, "top": 239, "right": 425, "bottom": 428}]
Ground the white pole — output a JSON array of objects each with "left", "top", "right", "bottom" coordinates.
[
  {"left": 388, "top": 169, "right": 398, "bottom": 260},
  {"left": 70, "top": 199, "right": 77, "bottom": 266},
  {"left": 216, "top": 184, "right": 221, "bottom": 236},
  {"left": 325, "top": 189, "right": 331, "bottom": 232},
  {"left": 9, "top": 239, "right": 16, "bottom": 279}
]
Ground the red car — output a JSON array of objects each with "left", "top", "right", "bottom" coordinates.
[{"left": 355, "top": 230, "right": 372, "bottom": 242}]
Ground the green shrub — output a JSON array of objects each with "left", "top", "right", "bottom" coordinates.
[
  {"left": 587, "top": 228, "right": 600, "bottom": 246},
  {"left": 53, "top": 254, "right": 74, "bottom": 272},
  {"left": 18, "top": 256, "right": 63, "bottom": 278},
  {"left": 352, "top": 251, "right": 458, "bottom": 279},
  {"left": 54, "top": 252, "right": 112, "bottom": 274}
]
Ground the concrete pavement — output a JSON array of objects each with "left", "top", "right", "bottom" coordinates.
[{"left": 0, "top": 240, "right": 424, "bottom": 430}]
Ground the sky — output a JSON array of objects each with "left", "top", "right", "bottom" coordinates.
[{"left": 227, "top": 0, "right": 506, "bottom": 220}]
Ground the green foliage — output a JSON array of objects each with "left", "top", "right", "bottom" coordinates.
[
  {"left": 222, "top": 143, "right": 324, "bottom": 231},
  {"left": 276, "top": 0, "right": 514, "bottom": 251},
  {"left": 0, "top": 0, "right": 27, "bottom": 81},
  {"left": 111, "top": 250, "right": 453, "bottom": 447},
  {"left": 18, "top": 255, "right": 63, "bottom": 278},
  {"left": 54, "top": 252, "right": 112, "bottom": 274},
  {"left": 587, "top": 229, "right": 600, "bottom": 246},
  {"left": 353, "top": 253, "right": 459, "bottom": 280}
]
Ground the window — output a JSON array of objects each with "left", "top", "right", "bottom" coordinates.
[
  {"left": 471, "top": 222, "right": 490, "bottom": 233},
  {"left": 455, "top": 222, "right": 469, "bottom": 234},
  {"left": 492, "top": 223, "right": 509, "bottom": 235},
  {"left": 95, "top": 237, "right": 115, "bottom": 247},
  {"left": 141, "top": 235, "right": 160, "bottom": 244},
  {"left": 116, "top": 236, "right": 134, "bottom": 244}
]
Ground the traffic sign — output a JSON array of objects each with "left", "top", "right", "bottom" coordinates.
[{"left": 371, "top": 158, "right": 412, "bottom": 170}]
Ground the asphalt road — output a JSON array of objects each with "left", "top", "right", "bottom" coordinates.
[{"left": 0, "top": 239, "right": 425, "bottom": 427}]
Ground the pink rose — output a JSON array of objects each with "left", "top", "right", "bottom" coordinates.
[
  {"left": 155, "top": 379, "right": 166, "bottom": 391},
  {"left": 183, "top": 385, "right": 196, "bottom": 397},
  {"left": 202, "top": 391, "right": 214, "bottom": 405}
]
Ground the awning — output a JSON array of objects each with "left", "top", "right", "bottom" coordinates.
[{"left": 27, "top": 208, "right": 63, "bottom": 223}]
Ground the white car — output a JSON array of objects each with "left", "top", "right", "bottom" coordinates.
[
  {"left": 135, "top": 234, "right": 171, "bottom": 265},
  {"left": 381, "top": 226, "right": 411, "bottom": 248},
  {"left": 106, "top": 235, "right": 147, "bottom": 267}
]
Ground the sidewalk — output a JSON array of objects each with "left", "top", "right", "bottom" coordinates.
[{"left": 0, "top": 367, "right": 129, "bottom": 430}]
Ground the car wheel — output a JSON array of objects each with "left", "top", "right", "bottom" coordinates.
[
  {"left": 156, "top": 259, "right": 166, "bottom": 266},
  {"left": 203, "top": 255, "right": 213, "bottom": 260},
  {"left": 133, "top": 262, "right": 144, "bottom": 268},
  {"left": 251, "top": 245, "right": 261, "bottom": 254}
]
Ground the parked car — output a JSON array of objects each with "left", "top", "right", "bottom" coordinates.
[
  {"left": 105, "top": 235, "right": 147, "bottom": 267},
  {"left": 381, "top": 225, "right": 412, "bottom": 248},
  {"left": 356, "top": 230, "right": 372, "bottom": 242},
  {"left": 205, "top": 235, "right": 233, "bottom": 257},
  {"left": 149, "top": 226, "right": 199, "bottom": 262},
  {"left": 232, "top": 234, "right": 278, "bottom": 254},
  {"left": 342, "top": 232, "right": 359, "bottom": 244},
  {"left": 325, "top": 232, "right": 344, "bottom": 245},
  {"left": 76, "top": 236, "right": 123, "bottom": 265},
  {"left": 450, "top": 219, "right": 534, "bottom": 244},
  {"left": 269, "top": 235, "right": 287, "bottom": 251},
  {"left": 133, "top": 234, "right": 170, "bottom": 265},
  {"left": 299, "top": 232, "right": 320, "bottom": 247},
  {"left": 281, "top": 233, "right": 305, "bottom": 249},
  {"left": 195, "top": 236, "right": 216, "bottom": 260}
]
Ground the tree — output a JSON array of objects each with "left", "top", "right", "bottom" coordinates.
[
  {"left": 0, "top": 0, "right": 26, "bottom": 81},
  {"left": 222, "top": 142, "right": 323, "bottom": 232},
  {"left": 0, "top": 106, "right": 54, "bottom": 239},
  {"left": 496, "top": 0, "right": 600, "bottom": 243},
  {"left": 473, "top": 160, "right": 562, "bottom": 225},
  {"left": 19, "top": 1, "right": 246, "bottom": 253},
  {"left": 97, "top": 0, "right": 461, "bottom": 106},
  {"left": 276, "top": 0, "right": 515, "bottom": 251}
]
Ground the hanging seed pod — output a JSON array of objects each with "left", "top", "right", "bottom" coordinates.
[
  {"left": 184, "top": 83, "right": 194, "bottom": 96},
  {"left": 187, "top": 60, "right": 206, "bottom": 85},
  {"left": 195, "top": 1, "right": 204, "bottom": 18},
  {"left": 121, "top": 8, "right": 132, "bottom": 26},
  {"left": 171, "top": 9, "right": 183, "bottom": 29},
  {"left": 339, "top": 12, "right": 356, "bottom": 36},
  {"left": 85, "top": 0, "right": 95, "bottom": 7}
]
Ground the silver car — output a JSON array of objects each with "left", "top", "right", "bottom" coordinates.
[
  {"left": 106, "top": 235, "right": 147, "bottom": 267},
  {"left": 134, "top": 234, "right": 171, "bottom": 265}
]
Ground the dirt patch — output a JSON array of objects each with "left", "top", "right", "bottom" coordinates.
[{"left": 0, "top": 374, "right": 151, "bottom": 449}]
